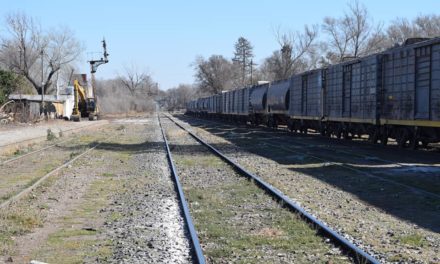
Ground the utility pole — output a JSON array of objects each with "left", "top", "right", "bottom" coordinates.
[
  {"left": 40, "top": 49, "right": 45, "bottom": 114},
  {"left": 250, "top": 59, "right": 253, "bottom": 86},
  {"left": 250, "top": 59, "right": 258, "bottom": 86},
  {"left": 242, "top": 48, "right": 246, "bottom": 86}
]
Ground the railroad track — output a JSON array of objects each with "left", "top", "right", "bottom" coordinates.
[
  {"left": 179, "top": 115, "right": 440, "bottom": 199},
  {"left": 0, "top": 131, "right": 115, "bottom": 209},
  {"left": 160, "top": 114, "right": 379, "bottom": 264},
  {"left": 1, "top": 143, "right": 58, "bottom": 165},
  {"left": 158, "top": 114, "right": 205, "bottom": 264}
]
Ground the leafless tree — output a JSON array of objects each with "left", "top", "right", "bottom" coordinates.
[
  {"left": 321, "top": 0, "right": 384, "bottom": 63},
  {"left": 118, "top": 63, "right": 155, "bottom": 96},
  {"left": 194, "top": 55, "right": 238, "bottom": 95},
  {"left": 95, "top": 77, "right": 156, "bottom": 114},
  {"left": 261, "top": 25, "right": 318, "bottom": 81},
  {"left": 0, "top": 12, "right": 82, "bottom": 95},
  {"left": 165, "top": 84, "right": 195, "bottom": 110},
  {"left": 387, "top": 15, "right": 440, "bottom": 46}
]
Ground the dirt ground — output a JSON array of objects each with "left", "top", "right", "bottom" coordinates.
[{"left": 0, "top": 119, "right": 108, "bottom": 155}]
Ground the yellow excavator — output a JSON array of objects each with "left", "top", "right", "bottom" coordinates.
[
  {"left": 71, "top": 79, "right": 98, "bottom": 121},
  {"left": 71, "top": 39, "right": 109, "bottom": 122}
]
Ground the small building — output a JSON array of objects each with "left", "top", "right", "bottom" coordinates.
[{"left": 8, "top": 87, "right": 75, "bottom": 121}]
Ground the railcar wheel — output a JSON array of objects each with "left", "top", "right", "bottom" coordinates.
[
  {"left": 343, "top": 131, "right": 347, "bottom": 139},
  {"left": 409, "top": 138, "right": 419, "bottom": 150},
  {"left": 396, "top": 129, "right": 409, "bottom": 148},
  {"left": 325, "top": 130, "right": 332, "bottom": 138},
  {"left": 368, "top": 130, "right": 379, "bottom": 144}
]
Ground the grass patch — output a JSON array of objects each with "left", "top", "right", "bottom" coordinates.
[
  {"left": 47, "top": 129, "right": 56, "bottom": 141},
  {"left": 177, "top": 155, "right": 223, "bottom": 168},
  {"left": 185, "top": 178, "right": 342, "bottom": 263},
  {"left": 0, "top": 208, "right": 43, "bottom": 254},
  {"left": 31, "top": 161, "right": 126, "bottom": 263},
  {"left": 399, "top": 233, "right": 427, "bottom": 247},
  {"left": 13, "top": 149, "right": 24, "bottom": 156}
]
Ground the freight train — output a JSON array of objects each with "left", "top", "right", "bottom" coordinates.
[{"left": 186, "top": 37, "right": 440, "bottom": 148}]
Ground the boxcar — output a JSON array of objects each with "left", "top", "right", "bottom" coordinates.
[
  {"left": 380, "top": 37, "right": 440, "bottom": 147},
  {"left": 234, "top": 87, "right": 250, "bottom": 122},
  {"left": 324, "top": 55, "right": 381, "bottom": 139},
  {"left": 289, "top": 69, "right": 326, "bottom": 133}
]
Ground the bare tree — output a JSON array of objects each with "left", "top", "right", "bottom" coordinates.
[
  {"left": 165, "top": 84, "right": 195, "bottom": 110},
  {"left": 387, "top": 15, "right": 440, "bottom": 46},
  {"left": 194, "top": 55, "right": 238, "bottom": 95},
  {"left": 118, "top": 63, "right": 155, "bottom": 96},
  {"left": 321, "top": 0, "right": 384, "bottom": 63},
  {"left": 95, "top": 77, "right": 156, "bottom": 114},
  {"left": 0, "top": 12, "right": 82, "bottom": 95},
  {"left": 261, "top": 25, "right": 318, "bottom": 81}
]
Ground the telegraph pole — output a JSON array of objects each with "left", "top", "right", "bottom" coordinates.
[{"left": 40, "top": 49, "right": 45, "bottom": 114}]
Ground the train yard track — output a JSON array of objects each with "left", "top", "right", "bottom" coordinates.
[
  {"left": 169, "top": 113, "right": 440, "bottom": 263},
  {"left": 160, "top": 114, "right": 379, "bottom": 263},
  {"left": 158, "top": 115, "right": 205, "bottom": 264},
  {"left": 0, "top": 126, "right": 115, "bottom": 209},
  {"left": 182, "top": 115, "right": 440, "bottom": 199},
  {"left": 2, "top": 114, "right": 437, "bottom": 262}
]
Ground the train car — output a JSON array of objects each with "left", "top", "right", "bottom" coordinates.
[
  {"left": 213, "top": 94, "right": 223, "bottom": 117},
  {"left": 249, "top": 82, "right": 270, "bottom": 125},
  {"left": 196, "top": 97, "right": 209, "bottom": 117},
  {"left": 266, "top": 79, "right": 290, "bottom": 127},
  {"left": 222, "top": 90, "right": 233, "bottom": 116},
  {"left": 233, "top": 87, "right": 250, "bottom": 123},
  {"left": 207, "top": 95, "right": 216, "bottom": 115},
  {"left": 289, "top": 69, "right": 326, "bottom": 133},
  {"left": 186, "top": 37, "right": 440, "bottom": 148},
  {"left": 324, "top": 54, "right": 381, "bottom": 139},
  {"left": 379, "top": 37, "right": 440, "bottom": 147},
  {"left": 185, "top": 100, "right": 195, "bottom": 114}
]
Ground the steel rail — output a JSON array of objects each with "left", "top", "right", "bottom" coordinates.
[
  {"left": 166, "top": 114, "right": 380, "bottom": 264},
  {"left": 1, "top": 144, "right": 57, "bottom": 165},
  {"left": 0, "top": 136, "right": 115, "bottom": 209},
  {"left": 157, "top": 115, "right": 206, "bottom": 264}
]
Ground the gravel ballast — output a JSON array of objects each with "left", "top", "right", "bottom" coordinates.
[{"left": 106, "top": 117, "right": 193, "bottom": 264}]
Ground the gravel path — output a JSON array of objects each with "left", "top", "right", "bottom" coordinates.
[
  {"left": 174, "top": 115, "right": 440, "bottom": 263},
  {"left": 105, "top": 117, "right": 193, "bottom": 263},
  {"left": 0, "top": 119, "right": 108, "bottom": 148}
]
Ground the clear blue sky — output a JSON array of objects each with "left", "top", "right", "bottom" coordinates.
[{"left": 1, "top": 0, "right": 439, "bottom": 90}]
